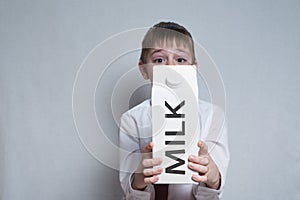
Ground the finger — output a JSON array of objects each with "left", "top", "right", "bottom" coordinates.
[
  {"left": 142, "top": 157, "right": 162, "bottom": 168},
  {"left": 142, "top": 142, "right": 154, "bottom": 159},
  {"left": 143, "top": 167, "right": 163, "bottom": 177},
  {"left": 188, "top": 162, "right": 208, "bottom": 174},
  {"left": 191, "top": 174, "right": 208, "bottom": 183},
  {"left": 143, "top": 142, "right": 154, "bottom": 153},
  {"left": 188, "top": 155, "right": 209, "bottom": 165},
  {"left": 198, "top": 141, "right": 208, "bottom": 156},
  {"left": 144, "top": 175, "right": 159, "bottom": 184}
]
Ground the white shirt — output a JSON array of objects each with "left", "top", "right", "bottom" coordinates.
[{"left": 119, "top": 99, "right": 229, "bottom": 200}]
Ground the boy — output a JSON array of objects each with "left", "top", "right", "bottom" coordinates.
[{"left": 119, "top": 22, "right": 229, "bottom": 200}]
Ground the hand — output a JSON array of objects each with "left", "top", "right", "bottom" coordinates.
[
  {"left": 132, "top": 142, "right": 163, "bottom": 190},
  {"left": 188, "top": 141, "right": 221, "bottom": 189}
]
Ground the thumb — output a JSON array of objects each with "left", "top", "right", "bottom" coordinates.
[
  {"left": 142, "top": 142, "right": 154, "bottom": 158},
  {"left": 198, "top": 141, "right": 208, "bottom": 156}
]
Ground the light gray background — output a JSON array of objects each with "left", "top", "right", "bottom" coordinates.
[{"left": 1, "top": 0, "right": 300, "bottom": 200}]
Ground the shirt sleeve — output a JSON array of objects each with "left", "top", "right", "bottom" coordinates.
[
  {"left": 193, "top": 105, "right": 230, "bottom": 199},
  {"left": 119, "top": 112, "right": 155, "bottom": 200}
]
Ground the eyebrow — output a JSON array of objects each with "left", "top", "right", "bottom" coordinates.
[
  {"left": 150, "top": 49, "right": 164, "bottom": 56},
  {"left": 150, "top": 48, "right": 189, "bottom": 56}
]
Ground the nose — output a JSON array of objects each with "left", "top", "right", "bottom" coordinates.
[{"left": 166, "top": 56, "right": 176, "bottom": 65}]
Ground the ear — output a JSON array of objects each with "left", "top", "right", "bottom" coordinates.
[{"left": 138, "top": 60, "right": 149, "bottom": 80}]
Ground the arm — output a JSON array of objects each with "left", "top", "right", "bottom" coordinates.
[
  {"left": 132, "top": 142, "right": 163, "bottom": 190},
  {"left": 189, "top": 105, "right": 230, "bottom": 199},
  {"left": 119, "top": 113, "right": 162, "bottom": 200},
  {"left": 188, "top": 141, "right": 221, "bottom": 189}
]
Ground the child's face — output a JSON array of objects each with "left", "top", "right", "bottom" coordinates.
[{"left": 139, "top": 43, "right": 197, "bottom": 82}]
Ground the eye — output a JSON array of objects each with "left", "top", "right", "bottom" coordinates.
[
  {"left": 153, "top": 57, "right": 166, "bottom": 64},
  {"left": 177, "top": 58, "right": 187, "bottom": 63}
]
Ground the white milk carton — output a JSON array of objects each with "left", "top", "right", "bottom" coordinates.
[{"left": 152, "top": 65, "right": 199, "bottom": 184}]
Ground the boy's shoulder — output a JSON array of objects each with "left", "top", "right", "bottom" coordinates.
[
  {"left": 198, "top": 99, "right": 212, "bottom": 109},
  {"left": 121, "top": 99, "right": 151, "bottom": 121},
  {"left": 199, "top": 99, "right": 225, "bottom": 119}
]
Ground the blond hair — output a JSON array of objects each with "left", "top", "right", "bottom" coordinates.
[{"left": 140, "top": 22, "right": 196, "bottom": 64}]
